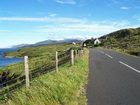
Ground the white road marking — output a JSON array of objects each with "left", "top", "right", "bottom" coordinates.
[
  {"left": 105, "top": 54, "right": 113, "bottom": 59},
  {"left": 119, "top": 61, "right": 140, "bottom": 73}
]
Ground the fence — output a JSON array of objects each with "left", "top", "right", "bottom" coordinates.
[{"left": 0, "top": 48, "right": 84, "bottom": 99}]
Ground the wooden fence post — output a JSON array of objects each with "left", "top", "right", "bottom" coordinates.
[
  {"left": 78, "top": 50, "right": 81, "bottom": 57},
  {"left": 81, "top": 50, "right": 84, "bottom": 55},
  {"left": 56, "top": 51, "right": 58, "bottom": 73},
  {"left": 71, "top": 50, "right": 74, "bottom": 65},
  {"left": 24, "top": 56, "right": 30, "bottom": 88}
]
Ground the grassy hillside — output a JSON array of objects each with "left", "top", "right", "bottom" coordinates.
[
  {"left": 1, "top": 43, "right": 79, "bottom": 74},
  {"left": 1, "top": 49, "right": 88, "bottom": 105},
  {"left": 100, "top": 27, "right": 140, "bottom": 55},
  {"left": 0, "top": 43, "right": 80, "bottom": 98},
  {"left": 5, "top": 43, "right": 79, "bottom": 58}
]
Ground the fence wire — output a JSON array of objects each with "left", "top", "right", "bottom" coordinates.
[{"left": 0, "top": 49, "right": 78, "bottom": 98}]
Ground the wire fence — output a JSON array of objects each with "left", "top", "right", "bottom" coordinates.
[{"left": 0, "top": 48, "right": 83, "bottom": 99}]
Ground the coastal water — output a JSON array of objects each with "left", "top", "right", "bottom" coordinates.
[{"left": 0, "top": 49, "right": 23, "bottom": 67}]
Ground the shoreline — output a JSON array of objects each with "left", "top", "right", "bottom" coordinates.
[{"left": 4, "top": 56, "right": 15, "bottom": 58}]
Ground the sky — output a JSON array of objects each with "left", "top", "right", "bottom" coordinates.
[{"left": 0, "top": 0, "right": 140, "bottom": 48}]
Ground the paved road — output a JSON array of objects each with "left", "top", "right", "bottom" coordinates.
[{"left": 87, "top": 48, "right": 140, "bottom": 105}]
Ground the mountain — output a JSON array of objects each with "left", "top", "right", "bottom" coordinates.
[
  {"left": 34, "top": 40, "right": 58, "bottom": 46},
  {"left": 32, "top": 39, "right": 82, "bottom": 46},
  {"left": 12, "top": 44, "right": 30, "bottom": 48},
  {"left": 100, "top": 27, "right": 140, "bottom": 55},
  {"left": 12, "top": 39, "right": 82, "bottom": 48}
]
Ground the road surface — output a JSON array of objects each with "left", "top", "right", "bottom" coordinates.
[{"left": 87, "top": 48, "right": 140, "bottom": 105}]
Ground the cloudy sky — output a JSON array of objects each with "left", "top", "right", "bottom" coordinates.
[{"left": 0, "top": 0, "right": 140, "bottom": 48}]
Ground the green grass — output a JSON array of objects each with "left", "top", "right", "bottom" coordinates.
[
  {"left": 1, "top": 49, "right": 89, "bottom": 105},
  {"left": 98, "top": 27, "right": 140, "bottom": 56},
  {"left": 100, "top": 47, "right": 140, "bottom": 58},
  {"left": 0, "top": 43, "right": 79, "bottom": 74}
]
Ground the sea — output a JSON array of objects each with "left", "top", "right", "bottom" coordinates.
[{"left": 0, "top": 48, "right": 23, "bottom": 68}]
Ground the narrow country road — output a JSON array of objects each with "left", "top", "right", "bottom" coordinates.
[{"left": 87, "top": 48, "right": 140, "bottom": 105}]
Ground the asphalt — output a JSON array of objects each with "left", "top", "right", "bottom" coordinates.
[{"left": 87, "top": 48, "right": 140, "bottom": 105}]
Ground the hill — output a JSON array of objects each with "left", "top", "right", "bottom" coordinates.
[
  {"left": 0, "top": 43, "right": 79, "bottom": 75},
  {"left": 100, "top": 27, "right": 140, "bottom": 56},
  {"left": 12, "top": 44, "right": 30, "bottom": 48},
  {"left": 35, "top": 39, "right": 81, "bottom": 46},
  {"left": 12, "top": 39, "right": 82, "bottom": 48}
]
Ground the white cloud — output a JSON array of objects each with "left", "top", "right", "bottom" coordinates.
[
  {"left": 38, "top": 24, "right": 113, "bottom": 33},
  {"left": 0, "top": 17, "right": 84, "bottom": 23},
  {"left": 0, "top": 16, "right": 139, "bottom": 39},
  {"left": 44, "top": 34, "right": 93, "bottom": 40},
  {"left": 120, "top": 6, "right": 129, "bottom": 10},
  {"left": 55, "top": 0, "right": 76, "bottom": 4},
  {"left": 61, "top": 35, "right": 94, "bottom": 40},
  {"left": 37, "top": 20, "right": 134, "bottom": 37}
]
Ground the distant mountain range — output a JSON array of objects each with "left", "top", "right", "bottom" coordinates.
[
  {"left": 12, "top": 44, "right": 30, "bottom": 48},
  {"left": 12, "top": 39, "right": 82, "bottom": 48}
]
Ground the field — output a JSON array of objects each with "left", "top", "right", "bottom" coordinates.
[
  {"left": 0, "top": 43, "right": 79, "bottom": 73},
  {"left": 0, "top": 44, "right": 88, "bottom": 105},
  {"left": 0, "top": 43, "right": 80, "bottom": 98}
]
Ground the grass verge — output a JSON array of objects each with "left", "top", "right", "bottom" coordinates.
[
  {"left": 1, "top": 49, "right": 89, "bottom": 105},
  {"left": 99, "top": 47, "right": 140, "bottom": 58}
]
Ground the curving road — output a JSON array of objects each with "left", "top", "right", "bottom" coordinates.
[{"left": 87, "top": 48, "right": 140, "bottom": 105}]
